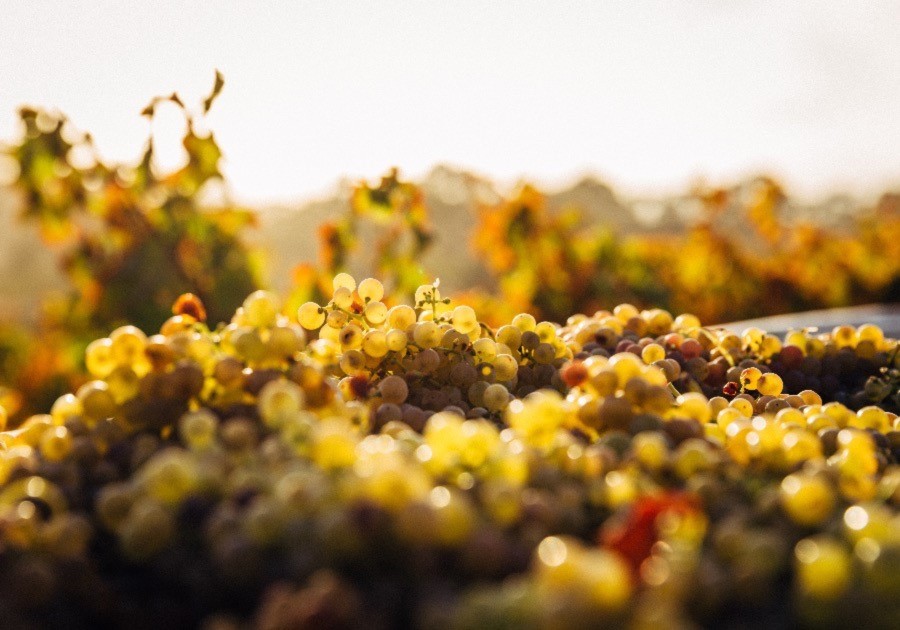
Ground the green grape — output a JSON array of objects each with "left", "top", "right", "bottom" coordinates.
[
  {"left": 831, "top": 325, "right": 857, "bottom": 348},
  {"left": 614, "top": 303, "right": 639, "bottom": 322},
  {"left": 364, "top": 301, "right": 388, "bottom": 325},
  {"left": 49, "top": 394, "right": 83, "bottom": 426},
  {"left": 512, "top": 312, "right": 537, "bottom": 332},
  {"left": 243, "top": 290, "right": 280, "bottom": 328},
  {"left": 780, "top": 473, "right": 836, "bottom": 526},
  {"left": 386, "top": 329, "right": 409, "bottom": 352},
  {"left": 632, "top": 431, "right": 669, "bottom": 471},
  {"left": 741, "top": 326, "right": 766, "bottom": 351},
  {"left": 483, "top": 383, "right": 510, "bottom": 412},
  {"left": 339, "top": 350, "right": 367, "bottom": 376},
  {"left": 740, "top": 367, "right": 762, "bottom": 390},
  {"left": 39, "top": 426, "right": 73, "bottom": 462},
  {"left": 757, "top": 373, "right": 784, "bottom": 396},
  {"left": 493, "top": 354, "right": 518, "bottom": 382},
  {"left": 109, "top": 325, "right": 148, "bottom": 367},
  {"left": 452, "top": 305, "right": 478, "bottom": 334},
  {"left": 495, "top": 324, "right": 522, "bottom": 350},
  {"left": 534, "top": 321, "right": 557, "bottom": 343},
  {"left": 85, "top": 338, "right": 116, "bottom": 378},
  {"left": 332, "top": 272, "right": 356, "bottom": 293},
  {"left": 362, "top": 330, "right": 389, "bottom": 358},
  {"left": 267, "top": 324, "right": 305, "bottom": 359},
  {"left": 326, "top": 309, "right": 349, "bottom": 329},
  {"left": 139, "top": 450, "right": 200, "bottom": 505},
  {"left": 794, "top": 537, "right": 852, "bottom": 600},
  {"left": 232, "top": 326, "right": 266, "bottom": 363},
  {"left": 641, "top": 343, "right": 666, "bottom": 365},
  {"left": 106, "top": 366, "right": 141, "bottom": 405},
  {"left": 339, "top": 324, "right": 364, "bottom": 350},
  {"left": 297, "top": 302, "right": 326, "bottom": 329},
  {"left": 673, "top": 312, "right": 701, "bottom": 331},
  {"left": 186, "top": 332, "right": 216, "bottom": 368},
  {"left": 119, "top": 499, "right": 175, "bottom": 561},
  {"left": 332, "top": 286, "right": 354, "bottom": 310},
  {"left": 179, "top": 409, "right": 218, "bottom": 450},
  {"left": 258, "top": 379, "right": 305, "bottom": 428},
  {"left": 318, "top": 324, "right": 341, "bottom": 343},
  {"left": 856, "top": 323, "right": 884, "bottom": 347},
  {"left": 388, "top": 304, "right": 416, "bottom": 330},
  {"left": 413, "top": 321, "right": 442, "bottom": 348},
  {"left": 357, "top": 277, "right": 384, "bottom": 303},
  {"left": 76, "top": 381, "right": 117, "bottom": 424},
  {"left": 473, "top": 338, "right": 498, "bottom": 363}
]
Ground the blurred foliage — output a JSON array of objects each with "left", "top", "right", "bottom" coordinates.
[
  {"left": 285, "top": 171, "right": 898, "bottom": 329},
  {"left": 0, "top": 73, "right": 263, "bottom": 418},
  {"left": 463, "top": 177, "right": 899, "bottom": 326},
  {"left": 0, "top": 77, "right": 898, "bottom": 421},
  {"left": 285, "top": 168, "right": 433, "bottom": 316}
]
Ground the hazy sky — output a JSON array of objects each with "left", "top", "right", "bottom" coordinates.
[{"left": 1, "top": 1, "right": 898, "bottom": 204}]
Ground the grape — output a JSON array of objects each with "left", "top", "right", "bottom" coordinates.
[
  {"left": 452, "top": 305, "right": 478, "bottom": 334},
  {"left": 110, "top": 325, "right": 148, "bottom": 367},
  {"left": 357, "top": 277, "right": 385, "bottom": 303},
  {"left": 780, "top": 473, "right": 836, "bottom": 526},
  {"left": 534, "top": 321, "right": 557, "bottom": 343},
  {"left": 332, "top": 272, "right": 356, "bottom": 293},
  {"left": 364, "top": 301, "right": 388, "bottom": 325},
  {"left": 267, "top": 324, "right": 306, "bottom": 359},
  {"left": 493, "top": 354, "right": 519, "bottom": 382},
  {"left": 533, "top": 343, "right": 556, "bottom": 365},
  {"left": 339, "top": 349, "right": 367, "bottom": 376},
  {"left": 413, "top": 322, "right": 442, "bottom": 349},
  {"left": 757, "top": 372, "right": 784, "bottom": 396},
  {"left": 388, "top": 304, "right": 417, "bottom": 330},
  {"left": 85, "top": 338, "right": 116, "bottom": 378},
  {"left": 482, "top": 384, "right": 510, "bottom": 412},
  {"left": 242, "top": 290, "right": 281, "bottom": 329},
  {"left": 257, "top": 379, "right": 304, "bottom": 428},
  {"left": 386, "top": 329, "right": 409, "bottom": 353},
  {"left": 473, "top": 338, "right": 498, "bottom": 363},
  {"left": 362, "top": 329, "right": 389, "bottom": 358},
  {"left": 179, "top": 409, "right": 218, "bottom": 450},
  {"left": 338, "top": 324, "right": 364, "bottom": 350},
  {"left": 330, "top": 286, "right": 353, "bottom": 311},
  {"left": 297, "top": 302, "right": 326, "bottom": 330},
  {"left": 378, "top": 375, "right": 409, "bottom": 405},
  {"left": 512, "top": 313, "right": 536, "bottom": 332},
  {"left": 794, "top": 537, "right": 852, "bottom": 600}
]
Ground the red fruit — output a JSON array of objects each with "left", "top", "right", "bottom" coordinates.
[
  {"left": 599, "top": 492, "right": 700, "bottom": 576},
  {"left": 680, "top": 338, "right": 703, "bottom": 360},
  {"left": 560, "top": 361, "right": 588, "bottom": 388}
]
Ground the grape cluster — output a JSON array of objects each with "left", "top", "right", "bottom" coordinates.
[{"left": 0, "top": 277, "right": 897, "bottom": 629}]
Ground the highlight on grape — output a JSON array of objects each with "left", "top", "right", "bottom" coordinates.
[{"left": 0, "top": 272, "right": 897, "bottom": 628}]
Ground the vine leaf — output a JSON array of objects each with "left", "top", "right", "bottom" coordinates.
[{"left": 203, "top": 70, "right": 225, "bottom": 113}]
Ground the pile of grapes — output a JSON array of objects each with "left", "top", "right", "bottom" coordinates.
[{"left": 0, "top": 274, "right": 897, "bottom": 629}]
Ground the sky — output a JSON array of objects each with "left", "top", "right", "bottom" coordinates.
[{"left": 1, "top": 1, "right": 899, "bottom": 205}]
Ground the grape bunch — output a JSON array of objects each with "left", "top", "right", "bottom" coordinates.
[{"left": 0, "top": 275, "right": 897, "bottom": 629}]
